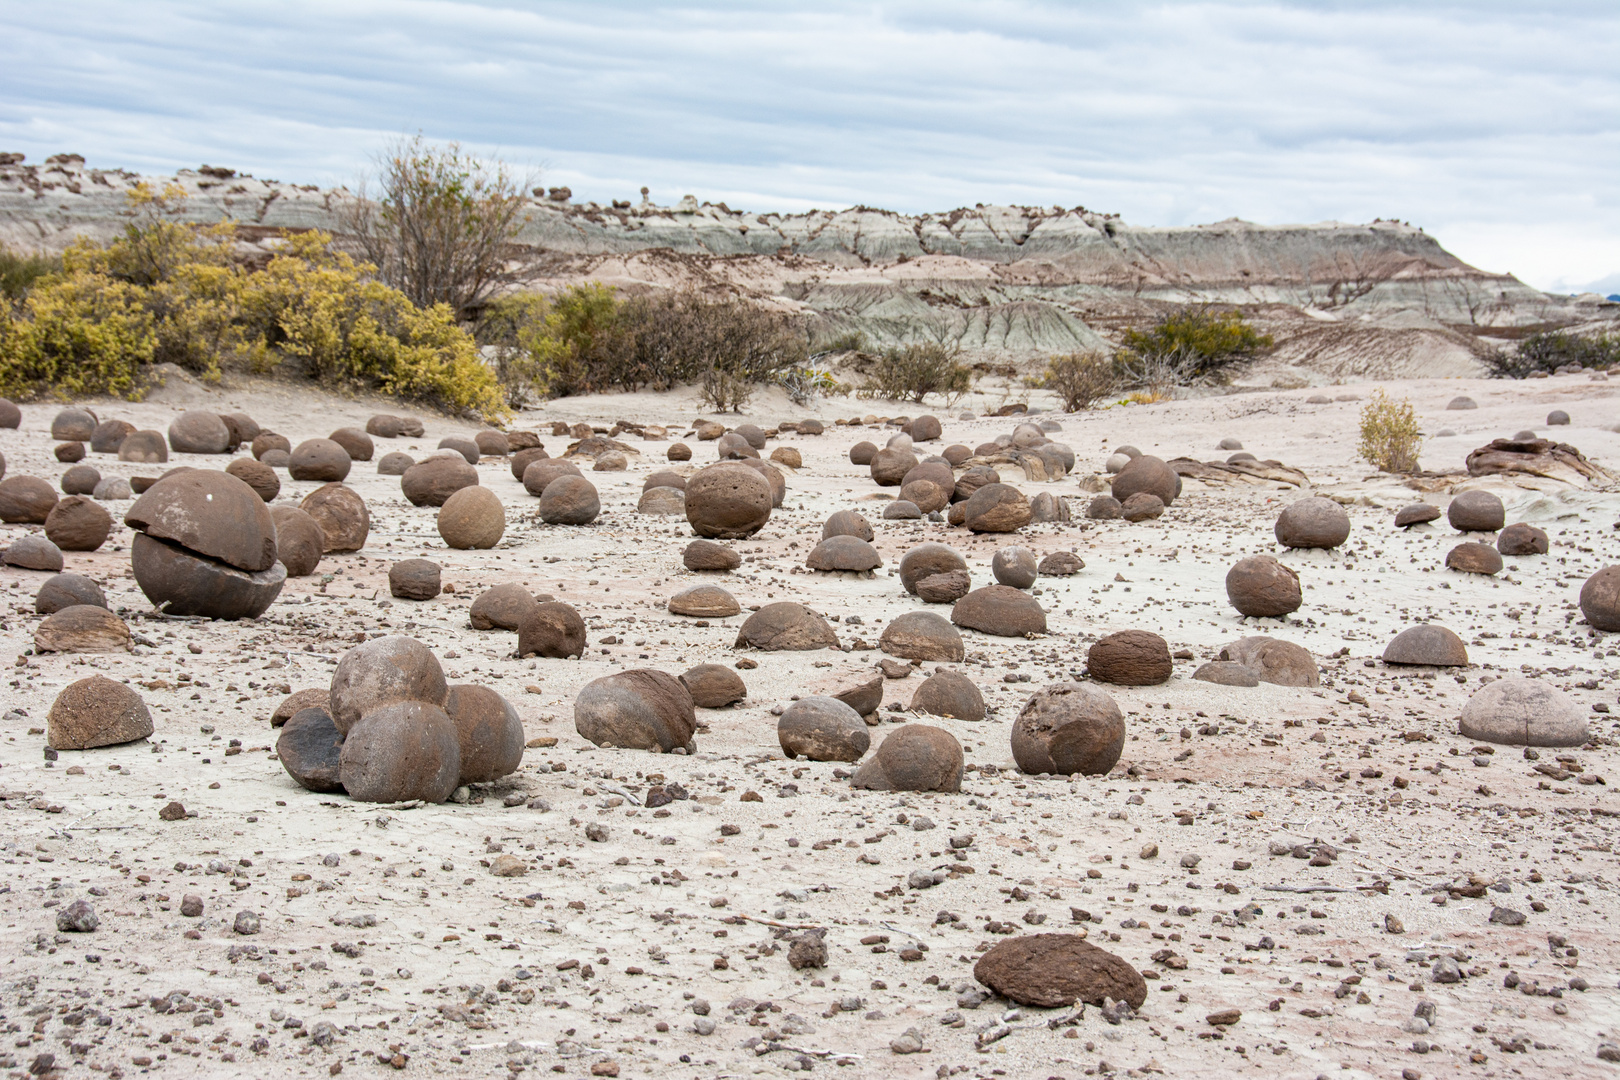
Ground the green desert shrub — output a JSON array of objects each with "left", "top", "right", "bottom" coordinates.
[
  {"left": 1358, "top": 389, "right": 1422, "bottom": 473},
  {"left": 859, "top": 341, "right": 974, "bottom": 403},
  {"left": 0, "top": 244, "right": 61, "bottom": 304},
  {"left": 1117, "top": 305, "right": 1273, "bottom": 387},
  {"left": 1484, "top": 330, "right": 1620, "bottom": 378},
  {"left": 1034, "top": 351, "right": 1116, "bottom": 411}
]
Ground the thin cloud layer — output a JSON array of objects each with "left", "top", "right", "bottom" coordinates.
[{"left": 1, "top": 1, "right": 1615, "bottom": 290}]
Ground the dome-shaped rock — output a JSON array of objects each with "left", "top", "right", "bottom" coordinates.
[
  {"left": 916, "top": 570, "right": 972, "bottom": 603},
  {"left": 34, "top": 605, "right": 129, "bottom": 653},
  {"left": 962, "top": 483, "right": 1032, "bottom": 532},
  {"left": 474, "top": 430, "right": 510, "bottom": 457},
  {"left": 404, "top": 455, "right": 479, "bottom": 506},
  {"left": 250, "top": 432, "right": 290, "bottom": 460},
  {"left": 574, "top": 669, "right": 696, "bottom": 753},
  {"left": 538, "top": 475, "right": 600, "bottom": 525},
  {"left": 118, "top": 430, "right": 168, "bottom": 464},
  {"left": 329, "top": 427, "right": 374, "bottom": 462},
  {"left": 339, "top": 701, "right": 461, "bottom": 804},
  {"left": 850, "top": 724, "right": 962, "bottom": 793},
  {"left": 47, "top": 675, "right": 152, "bottom": 750},
  {"left": 438, "top": 437, "right": 480, "bottom": 464},
  {"left": 879, "top": 610, "right": 964, "bottom": 662},
  {"left": 130, "top": 533, "right": 286, "bottom": 618},
  {"left": 288, "top": 438, "right": 353, "bottom": 482},
  {"left": 277, "top": 706, "right": 345, "bottom": 792},
  {"left": 125, "top": 469, "right": 276, "bottom": 570},
  {"left": 389, "top": 558, "right": 441, "bottom": 601},
  {"left": 668, "top": 584, "right": 741, "bottom": 618},
  {"left": 683, "top": 539, "right": 740, "bottom": 571},
  {"left": 974, "top": 934, "right": 1146, "bottom": 1009},
  {"left": 1086, "top": 495, "right": 1123, "bottom": 520},
  {"left": 685, "top": 464, "right": 771, "bottom": 539},
  {"left": 517, "top": 602, "right": 587, "bottom": 659},
  {"left": 168, "top": 411, "right": 231, "bottom": 455},
  {"left": 0, "top": 475, "right": 59, "bottom": 523},
  {"left": 1225, "top": 555, "right": 1301, "bottom": 618},
  {"left": 469, "top": 583, "right": 536, "bottom": 630},
  {"left": 910, "top": 670, "right": 985, "bottom": 721},
  {"left": 778, "top": 697, "right": 870, "bottom": 762},
  {"left": 1448, "top": 490, "right": 1505, "bottom": 532},
  {"left": 1038, "top": 552, "right": 1083, "bottom": 576},
  {"left": 1120, "top": 493, "right": 1165, "bottom": 522},
  {"left": 680, "top": 664, "right": 747, "bottom": 708},
  {"left": 51, "top": 408, "right": 96, "bottom": 442},
  {"left": 1579, "top": 567, "right": 1620, "bottom": 631},
  {"left": 3, "top": 534, "right": 63, "bottom": 571},
  {"left": 1216, "top": 637, "right": 1318, "bottom": 686},
  {"left": 1458, "top": 677, "right": 1588, "bottom": 747},
  {"left": 1011, "top": 682, "right": 1124, "bottom": 776},
  {"left": 1274, "top": 497, "right": 1350, "bottom": 549},
  {"left": 870, "top": 447, "right": 917, "bottom": 487},
  {"left": 1087, "top": 630, "right": 1172, "bottom": 686},
  {"left": 822, "top": 509, "right": 874, "bottom": 542},
  {"left": 735, "top": 602, "right": 839, "bottom": 651},
  {"left": 1446, "top": 542, "right": 1503, "bottom": 575},
  {"left": 900, "top": 545, "right": 969, "bottom": 594},
  {"left": 992, "top": 546, "right": 1038, "bottom": 589},
  {"left": 60, "top": 464, "right": 100, "bottom": 496},
  {"left": 952, "top": 585, "right": 1046, "bottom": 637},
  {"left": 520, "top": 458, "right": 580, "bottom": 498},
  {"left": 35, "top": 573, "right": 105, "bottom": 614},
  {"left": 438, "top": 486, "right": 505, "bottom": 549},
  {"left": 806, "top": 535, "right": 882, "bottom": 572},
  {"left": 1496, "top": 523, "right": 1549, "bottom": 556},
  {"left": 1110, "top": 455, "right": 1177, "bottom": 506},
  {"left": 225, "top": 457, "right": 280, "bottom": 502},
  {"left": 1395, "top": 503, "right": 1440, "bottom": 527},
  {"left": 329, "top": 636, "right": 449, "bottom": 735},
  {"left": 1383, "top": 624, "right": 1468, "bottom": 666}
]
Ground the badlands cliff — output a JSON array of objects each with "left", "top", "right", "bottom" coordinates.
[{"left": 3, "top": 153, "right": 1615, "bottom": 383}]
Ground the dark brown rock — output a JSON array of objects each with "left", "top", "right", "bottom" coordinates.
[
  {"left": 34, "top": 605, "right": 129, "bottom": 653},
  {"left": 1274, "top": 497, "right": 1351, "bottom": 549},
  {"left": 1011, "top": 682, "right": 1125, "bottom": 776},
  {"left": 1580, "top": 567, "right": 1620, "bottom": 631},
  {"left": 131, "top": 533, "right": 286, "bottom": 618},
  {"left": 90, "top": 419, "right": 135, "bottom": 454},
  {"left": 668, "top": 584, "right": 741, "bottom": 618},
  {"left": 680, "top": 664, "right": 747, "bottom": 708},
  {"left": 870, "top": 447, "right": 918, "bottom": 486},
  {"left": 685, "top": 463, "right": 771, "bottom": 538},
  {"left": 221, "top": 413, "right": 260, "bottom": 446},
  {"left": 521, "top": 458, "right": 581, "bottom": 497},
  {"left": 1447, "top": 541, "right": 1503, "bottom": 575},
  {"left": 47, "top": 675, "right": 152, "bottom": 750},
  {"left": 822, "top": 509, "right": 874, "bottom": 542},
  {"left": 276, "top": 707, "right": 345, "bottom": 793},
  {"left": 735, "top": 602, "right": 840, "bottom": 651},
  {"left": 909, "top": 414, "right": 942, "bottom": 442},
  {"left": 329, "top": 427, "right": 374, "bottom": 462},
  {"left": 168, "top": 411, "right": 231, "bottom": 454},
  {"left": 3, "top": 534, "right": 62, "bottom": 571},
  {"left": 510, "top": 446, "right": 550, "bottom": 481},
  {"left": 879, "top": 611, "right": 964, "bottom": 662},
  {"left": 0, "top": 475, "right": 58, "bottom": 523},
  {"left": 899, "top": 478, "right": 950, "bottom": 514},
  {"left": 942, "top": 443, "right": 972, "bottom": 466},
  {"left": 963, "top": 483, "right": 1031, "bottom": 532},
  {"left": 251, "top": 431, "right": 291, "bottom": 460},
  {"left": 444, "top": 684, "right": 523, "bottom": 783},
  {"left": 683, "top": 539, "right": 740, "bottom": 571},
  {"left": 126, "top": 469, "right": 276, "bottom": 570},
  {"left": 60, "top": 464, "right": 100, "bottom": 495},
  {"left": 389, "top": 558, "right": 442, "bottom": 601},
  {"left": 404, "top": 455, "right": 479, "bottom": 506},
  {"left": 899, "top": 543, "right": 968, "bottom": 594},
  {"left": 51, "top": 408, "right": 96, "bottom": 442},
  {"left": 474, "top": 430, "right": 509, "bottom": 457},
  {"left": 538, "top": 475, "right": 600, "bottom": 525},
  {"left": 779, "top": 697, "right": 870, "bottom": 761},
  {"left": 1395, "top": 503, "right": 1440, "bottom": 527},
  {"left": 667, "top": 442, "right": 692, "bottom": 461},
  {"left": 0, "top": 397, "right": 17, "bottom": 428},
  {"left": 269, "top": 505, "right": 324, "bottom": 577},
  {"left": 849, "top": 441, "right": 878, "bottom": 465},
  {"left": 55, "top": 441, "right": 84, "bottom": 463},
  {"left": 366, "top": 414, "right": 406, "bottom": 438},
  {"left": 270, "top": 687, "right": 330, "bottom": 728},
  {"left": 992, "top": 546, "right": 1038, "bottom": 589},
  {"left": 1087, "top": 630, "right": 1172, "bottom": 686},
  {"left": 1086, "top": 495, "right": 1123, "bottom": 520},
  {"left": 833, "top": 674, "right": 884, "bottom": 717},
  {"left": 329, "top": 635, "right": 449, "bottom": 735},
  {"left": 916, "top": 570, "right": 972, "bottom": 603},
  {"left": 517, "top": 602, "right": 587, "bottom": 659},
  {"left": 850, "top": 724, "right": 962, "bottom": 792},
  {"left": 438, "top": 486, "right": 505, "bottom": 549},
  {"left": 1120, "top": 492, "right": 1165, "bottom": 522},
  {"left": 35, "top": 573, "right": 105, "bottom": 614},
  {"left": 288, "top": 438, "right": 353, "bottom": 482},
  {"left": 952, "top": 465, "right": 1000, "bottom": 503},
  {"left": 574, "top": 669, "right": 697, "bottom": 752},
  {"left": 1448, "top": 490, "right": 1506, "bottom": 532},
  {"left": 469, "top": 583, "right": 535, "bottom": 629},
  {"left": 806, "top": 535, "right": 882, "bottom": 571},
  {"left": 118, "top": 430, "right": 169, "bottom": 464},
  {"left": 1110, "top": 455, "right": 1177, "bottom": 506},
  {"left": 439, "top": 437, "right": 480, "bottom": 464},
  {"left": 1216, "top": 636, "right": 1319, "bottom": 687},
  {"left": 1225, "top": 555, "right": 1301, "bottom": 618},
  {"left": 44, "top": 495, "right": 112, "bottom": 551},
  {"left": 883, "top": 499, "right": 922, "bottom": 520},
  {"left": 952, "top": 585, "right": 1047, "bottom": 637},
  {"left": 974, "top": 934, "right": 1147, "bottom": 1009},
  {"left": 376, "top": 451, "right": 414, "bottom": 476},
  {"left": 225, "top": 457, "right": 280, "bottom": 502},
  {"left": 1382, "top": 624, "right": 1469, "bottom": 666},
  {"left": 339, "top": 701, "right": 461, "bottom": 803},
  {"left": 1038, "top": 552, "right": 1084, "bottom": 576},
  {"left": 910, "top": 670, "right": 985, "bottom": 721},
  {"left": 1497, "top": 523, "right": 1549, "bottom": 556},
  {"left": 300, "top": 483, "right": 369, "bottom": 553}
]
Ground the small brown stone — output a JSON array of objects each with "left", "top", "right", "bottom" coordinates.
[
  {"left": 870, "top": 447, "right": 918, "bottom": 487},
  {"left": 289, "top": 438, "right": 353, "bottom": 482},
  {"left": 899, "top": 542, "right": 967, "bottom": 594},
  {"left": 683, "top": 539, "right": 740, "bottom": 571},
  {"left": 962, "top": 483, "right": 1032, "bottom": 533},
  {"left": 975, "top": 934, "right": 1147, "bottom": 1008},
  {"left": 34, "top": 573, "right": 105, "bottom": 614},
  {"left": 439, "top": 437, "right": 480, "bottom": 464},
  {"left": 119, "top": 430, "right": 169, "bottom": 464},
  {"left": 1274, "top": 497, "right": 1350, "bottom": 548},
  {"left": 60, "top": 464, "right": 100, "bottom": 496},
  {"left": 3, "top": 534, "right": 62, "bottom": 571},
  {"left": 1120, "top": 492, "right": 1165, "bottom": 522},
  {"left": 1448, "top": 490, "right": 1506, "bottom": 532},
  {"left": 1496, "top": 523, "right": 1549, "bottom": 556},
  {"left": 474, "top": 430, "right": 510, "bottom": 457},
  {"left": 1394, "top": 502, "right": 1441, "bottom": 527},
  {"left": 510, "top": 446, "right": 550, "bottom": 481},
  {"left": 832, "top": 674, "right": 883, "bottom": 717},
  {"left": 521, "top": 458, "right": 582, "bottom": 497},
  {"left": 849, "top": 441, "right": 878, "bottom": 465},
  {"left": 276, "top": 707, "right": 345, "bottom": 793},
  {"left": 90, "top": 419, "right": 135, "bottom": 454},
  {"left": 1580, "top": 566, "right": 1620, "bottom": 631},
  {"left": 1110, "top": 455, "right": 1178, "bottom": 506},
  {"left": 250, "top": 431, "right": 290, "bottom": 460},
  {"left": 915, "top": 570, "right": 972, "bottom": 603},
  {"left": 54, "top": 441, "right": 85, "bottom": 463},
  {"left": 271, "top": 687, "right": 330, "bottom": 728},
  {"left": 822, "top": 509, "right": 874, "bottom": 542},
  {"left": 666, "top": 442, "right": 692, "bottom": 461},
  {"left": 1382, "top": 624, "right": 1468, "bottom": 667},
  {"left": 389, "top": 559, "right": 442, "bottom": 601},
  {"left": 680, "top": 664, "right": 747, "bottom": 708},
  {"left": 1086, "top": 495, "right": 1123, "bottom": 520},
  {"left": 1087, "top": 630, "right": 1172, "bottom": 686},
  {"left": 1038, "top": 551, "right": 1084, "bottom": 576},
  {"left": 806, "top": 535, "right": 882, "bottom": 572},
  {"left": 168, "top": 411, "right": 231, "bottom": 454}
]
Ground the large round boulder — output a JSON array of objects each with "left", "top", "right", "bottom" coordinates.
[
  {"left": 1446, "top": 542, "right": 1503, "bottom": 575},
  {"left": 168, "top": 411, "right": 231, "bottom": 455},
  {"left": 35, "top": 573, "right": 105, "bottom": 614},
  {"left": 685, "top": 464, "right": 771, "bottom": 539},
  {"left": 899, "top": 543, "right": 968, "bottom": 594},
  {"left": 130, "top": 533, "right": 286, "bottom": 618},
  {"left": 300, "top": 483, "right": 369, "bottom": 553},
  {"left": 125, "top": 469, "right": 276, "bottom": 571},
  {"left": 1011, "top": 682, "right": 1125, "bottom": 776},
  {"left": 338, "top": 701, "right": 461, "bottom": 803},
  {"left": 250, "top": 432, "right": 290, "bottom": 461},
  {"left": 1225, "top": 555, "right": 1301, "bottom": 618},
  {"left": 521, "top": 458, "right": 581, "bottom": 497},
  {"left": 962, "top": 483, "right": 1032, "bottom": 533},
  {"left": 951, "top": 585, "right": 1047, "bottom": 637},
  {"left": 474, "top": 430, "right": 509, "bottom": 457},
  {"left": 806, "top": 535, "right": 882, "bottom": 572},
  {"left": 403, "top": 455, "right": 479, "bottom": 507},
  {"left": 1496, "top": 523, "right": 1549, "bottom": 556},
  {"left": 0, "top": 397, "right": 18, "bottom": 428},
  {"left": 1087, "top": 630, "right": 1172, "bottom": 686},
  {"left": 668, "top": 584, "right": 741, "bottom": 618},
  {"left": 376, "top": 451, "right": 414, "bottom": 476},
  {"left": 328, "top": 636, "right": 449, "bottom": 736},
  {"left": 952, "top": 465, "right": 1000, "bottom": 504},
  {"left": 1581, "top": 567, "right": 1620, "bottom": 631},
  {"left": 879, "top": 611, "right": 965, "bottom": 662},
  {"left": 0, "top": 475, "right": 59, "bottom": 523},
  {"left": 439, "top": 437, "right": 480, "bottom": 464},
  {"left": 1110, "top": 455, "right": 1177, "bottom": 506},
  {"left": 910, "top": 670, "right": 985, "bottom": 721},
  {"left": 680, "top": 664, "right": 747, "bottom": 708},
  {"left": 849, "top": 441, "right": 878, "bottom": 466},
  {"left": 276, "top": 706, "right": 345, "bottom": 793},
  {"left": 822, "top": 509, "right": 874, "bottom": 542},
  {"left": 60, "top": 464, "right": 100, "bottom": 496},
  {"left": 270, "top": 505, "right": 325, "bottom": 577},
  {"left": 511, "top": 446, "right": 550, "bottom": 481},
  {"left": 288, "top": 438, "right": 353, "bottom": 482},
  {"left": 469, "top": 583, "right": 536, "bottom": 630},
  {"left": 225, "top": 457, "right": 280, "bottom": 502},
  {"left": 90, "top": 419, "right": 135, "bottom": 454},
  {"left": 51, "top": 408, "right": 97, "bottom": 442},
  {"left": 778, "top": 697, "right": 870, "bottom": 762},
  {"left": 438, "top": 486, "right": 505, "bottom": 549},
  {"left": 992, "top": 546, "right": 1038, "bottom": 589},
  {"left": 444, "top": 684, "right": 524, "bottom": 783},
  {"left": 1448, "top": 490, "right": 1506, "bottom": 532},
  {"left": 329, "top": 427, "right": 375, "bottom": 462},
  {"left": 1215, "top": 637, "right": 1319, "bottom": 687},
  {"left": 870, "top": 447, "right": 917, "bottom": 487},
  {"left": 221, "top": 413, "right": 260, "bottom": 446},
  {"left": 538, "top": 475, "right": 600, "bottom": 525},
  {"left": 850, "top": 724, "right": 963, "bottom": 793},
  {"left": 366, "top": 414, "right": 406, "bottom": 438},
  {"left": 47, "top": 675, "right": 152, "bottom": 750},
  {"left": 118, "top": 430, "right": 168, "bottom": 464},
  {"left": 739, "top": 456, "right": 787, "bottom": 507},
  {"left": 44, "top": 495, "right": 112, "bottom": 551},
  {"left": 1274, "top": 497, "right": 1350, "bottom": 549},
  {"left": 974, "top": 934, "right": 1146, "bottom": 1009},
  {"left": 1382, "top": 624, "right": 1468, "bottom": 667},
  {"left": 735, "top": 602, "right": 840, "bottom": 651},
  {"left": 638, "top": 487, "right": 685, "bottom": 515},
  {"left": 573, "top": 669, "right": 697, "bottom": 753},
  {"left": 1458, "top": 677, "right": 1588, "bottom": 748},
  {"left": 1086, "top": 495, "right": 1123, "bottom": 520},
  {"left": 389, "top": 559, "right": 441, "bottom": 601},
  {"left": 916, "top": 570, "right": 972, "bottom": 603},
  {"left": 517, "top": 602, "right": 587, "bottom": 659}
]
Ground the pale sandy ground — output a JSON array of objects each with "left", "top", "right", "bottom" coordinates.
[{"left": 3, "top": 368, "right": 1620, "bottom": 1080}]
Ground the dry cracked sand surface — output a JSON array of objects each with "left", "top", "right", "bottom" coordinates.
[{"left": 3, "top": 369, "right": 1620, "bottom": 1080}]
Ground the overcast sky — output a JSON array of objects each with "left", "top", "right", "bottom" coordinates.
[{"left": 2, "top": 1, "right": 1616, "bottom": 293}]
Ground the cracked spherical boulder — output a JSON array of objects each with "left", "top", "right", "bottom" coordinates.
[
  {"left": 821, "top": 509, "right": 874, "bottom": 543},
  {"left": 667, "top": 584, "right": 741, "bottom": 618},
  {"left": 126, "top": 468, "right": 277, "bottom": 571},
  {"left": 517, "top": 601, "right": 587, "bottom": 659},
  {"left": 879, "top": 610, "right": 964, "bottom": 662},
  {"left": 225, "top": 457, "right": 280, "bottom": 502},
  {"left": 1110, "top": 454, "right": 1178, "bottom": 507},
  {"left": 910, "top": 670, "right": 985, "bottom": 721},
  {"left": 60, "top": 464, "right": 100, "bottom": 496},
  {"left": 870, "top": 447, "right": 917, "bottom": 487},
  {"left": 1496, "top": 523, "right": 1549, "bottom": 556},
  {"left": 132, "top": 533, "right": 286, "bottom": 619},
  {"left": 1382, "top": 624, "right": 1468, "bottom": 667},
  {"left": 1087, "top": 630, "right": 1172, "bottom": 686},
  {"left": 445, "top": 684, "right": 524, "bottom": 784},
  {"left": 974, "top": 934, "right": 1146, "bottom": 1009},
  {"left": 288, "top": 438, "right": 353, "bottom": 482},
  {"left": 1447, "top": 490, "right": 1506, "bottom": 532},
  {"left": 849, "top": 441, "right": 877, "bottom": 466},
  {"left": 329, "top": 636, "right": 449, "bottom": 736},
  {"left": 51, "top": 407, "right": 97, "bottom": 442},
  {"left": 277, "top": 706, "right": 346, "bottom": 793},
  {"left": 35, "top": 573, "right": 105, "bottom": 614},
  {"left": 1011, "top": 682, "right": 1125, "bottom": 776},
  {"left": 778, "top": 696, "right": 870, "bottom": 762},
  {"left": 44, "top": 495, "right": 112, "bottom": 551},
  {"left": 683, "top": 539, "right": 740, "bottom": 571},
  {"left": 735, "top": 602, "right": 840, "bottom": 651},
  {"left": 376, "top": 451, "right": 414, "bottom": 476},
  {"left": 573, "top": 669, "right": 697, "bottom": 753},
  {"left": 270, "top": 505, "right": 325, "bottom": 578},
  {"left": 34, "top": 605, "right": 129, "bottom": 653},
  {"left": 3, "top": 534, "right": 63, "bottom": 572},
  {"left": 1446, "top": 541, "right": 1503, "bottom": 575},
  {"left": 404, "top": 455, "right": 479, "bottom": 507},
  {"left": 851, "top": 724, "right": 962, "bottom": 793},
  {"left": 1225, "top": 555, "right": 1301, "bottom": 618},
  {"left": 89, "top": 419, "right": 135, "bottom": 454},
  {"left": 1580, "top": 566, "right": 1620, "bottom": 631},
  {"left": 0, "top": 475, "right": 59, "bottom": 523},
  {"left": 329, "top": 427, "right": 375, "bottom": 462},
  {"left": 962, "top": 483, "right": 1031, "bottom": 533},
  {"left": 389, "top": 558, "right": 442, "bottom": 601},
  {"left": 118, "top": 430, "right": 169, "bottom": 464},
  {"left": 1274, "top": 497, "right": 1351, "bottom": 549},
  {"left": 951, "top": 585, "right": 1046, "bottom": 637},
  {"left": 271, "top": 687, "right": 331, "bottom": 728},
  {"left": 338, "top": 700, "right": 461, "bottom": 803},
  {"left": 438, "top": 485, "right": 505, "bottom": 549},
  {"left": 680, "top": 664, "right": 747, "bottom": 708},
  {"left": 520, "top": 458, "right": 581, "bottom": 497},
  {"left": 899, "top": 543, "right": 968, "bottom": 595},
  {"left": 1458, "top": 676, "right": 1588, "bottom": 748},
  {"left": 538, "top": 474, "right": 601, "bottom": 525},
  {"left": 250, "top": 431, "right": 290, "bottom": 460},
  {"left": 685, "top": 463, "right": 772, "bottom": 539},
  {"left": 1215, "top": 636, "right": 1319, "bottom": 687},
  {"left": 806, "top": 535, "right": 882, "bottom": 572},
  {"left": 47, "top": 675, "right": 153, "bottom": 750},
  {"left": 1120, "top": 492, "right": 1165, "bottom": 522},
  {"left": 300, "top": 483, "right": 369, "bottom": 553},
  {"left": 168, "top": 411, "right": 232, "bottom": 455},
  {"left": 1394, "top": 503, "right": 1440, "bottom": 528},
  {"left": 469, "top": 583, "right": 536, "bottom": 629},
  {"left": 992, "top": 546, "right": 1038, "bottom": 589}
]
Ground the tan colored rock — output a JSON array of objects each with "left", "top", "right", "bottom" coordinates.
[
  {"left": 735, "top": 602, "right": 839, "bottom": 651},
  {"left": 538, "top": 475, "right": 600, "bottom": 525},
  {"left": 329, "top": 636, "right": 449, "bottom": 735},
  {"left": 34, "top": 605, "right": 130, "bottom": 653},
  {"left": 1383, "top": 624, "right": 1468, "bottom": 666},
  {"left": 444, "top": 684, "right": 523, "bottom": 783},
  {"left": 899, "top": 543, "right": 968, "bottom": 594},
  {"left": 225, "top": 457, "right": 280, "bottom": 502},
  {"left": 1011, "top": 682, "right": 1124, "bottom": 776},
  {"left": 850, "top": 724, "right": 962, "bottom": 792},
  {"left": 778, "top": 696, "right": 870, "bottom": 762},
  {"left": 0, "top": 475, "right": 59, "bottom": 523},
  {"left": 963, "top": 483, "right": 1031, "bottom": 532},
  {"left": 1225, "top": 555, "right": 1301, "bottom": 618},
  {"left": 339, "top": 701, "right": 461, "bottom": 804},
  {"left": 438, "top": 486, "right": 505, "bottom": 549},
  {"left": 879, "top": 611, "right": 964, "bottom": 662},
  {"left": 300, "top": 483, "right": 370, "bottom": 553},
  {"left": 469, "top": 583, "right": 536, "bottom": 630},
  {"left": 47, "top": 675, "right": 152, "bottom": 750},
  {"left": 683, "top": 539, "right": 740, "bottom": 571},
  {"left": 806, "top": 535, "right": 881, "bottom": 571},
  {"left": 822, "top": 509, "right": 874, "bottom": 542},
  {"left": 574, "top": 669, "right": 696, "bottom": 752},
  {"left": 952, "top": 585, "right": 1046, "bottom": 637},
  {"left": 680, "top": 664, "right": 747, "bottom": 708},
  {"left": 404, "top": 455, "right": 479, "bottom": 506},
  {"left": 685, "top": 463, "right": 771, "bottom": 538},
  {"left": 668, "top": 584, "right": 741, "bottom": 618}
]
